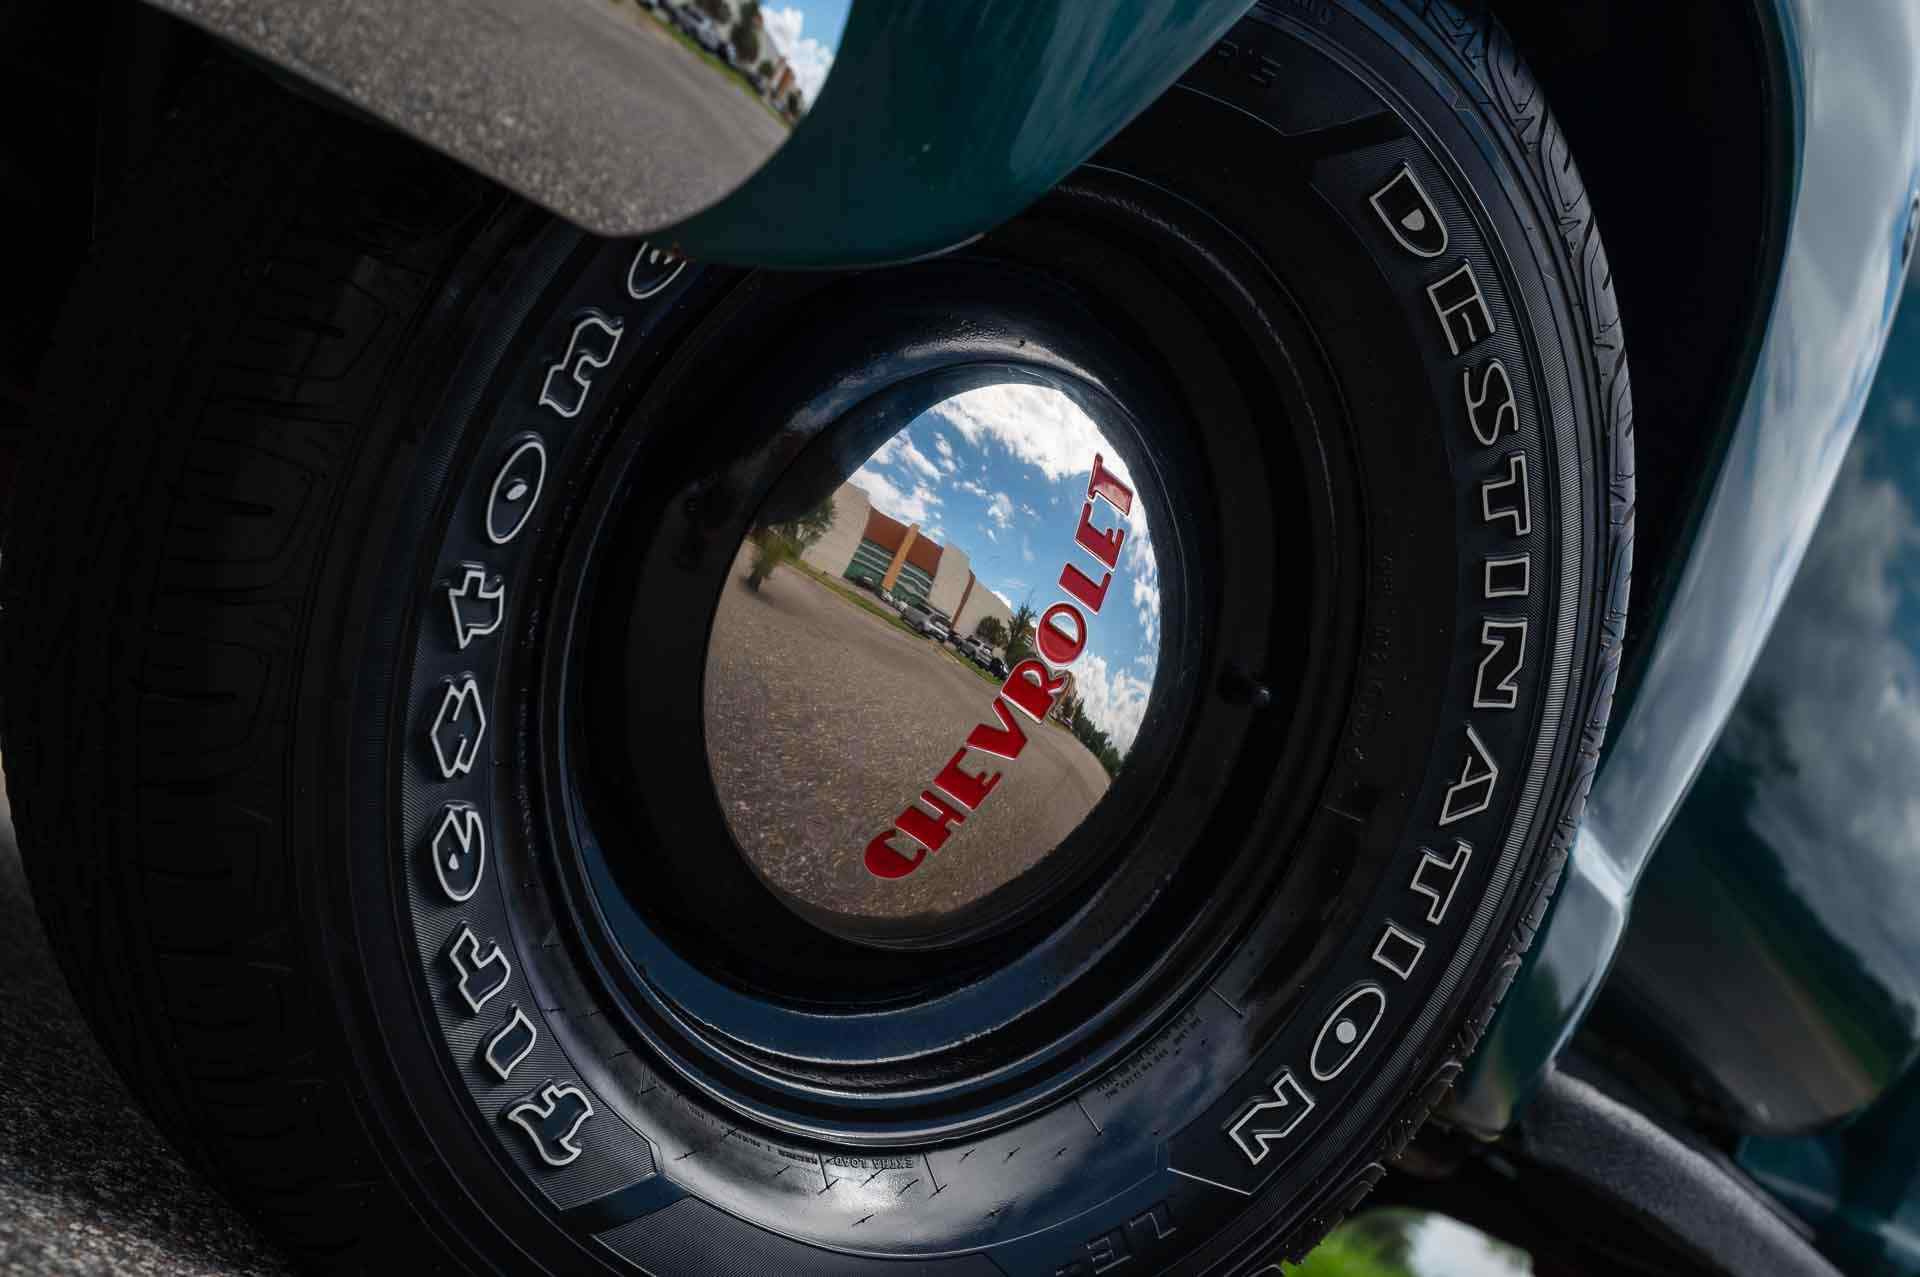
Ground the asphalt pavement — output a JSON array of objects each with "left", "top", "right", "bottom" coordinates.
[
  {"left": 0, "top": 775, "right": 290, "bottom": 1276},
  {"left": 163, "top": 0, "right": 795, "bottom": 234},
  {"left": 705, "top": 556, "right": 1113, "bottom": 925}
]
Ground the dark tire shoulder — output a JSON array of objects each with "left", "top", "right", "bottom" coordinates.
[
  {"left": 1265, "top": 0, "right": 1633, "bottom": 1262},
  {"left": 1, "top": 63, "right": 497, "bottom": 1270}
]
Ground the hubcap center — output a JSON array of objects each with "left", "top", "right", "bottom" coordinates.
[{"left": 701, "top": 381, "right": 1165, "bottom": 947}]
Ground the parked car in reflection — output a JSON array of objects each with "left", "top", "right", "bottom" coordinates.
[
  {"left": 899, "top": 601, "right": 940, "bottom": 637},
  {"left": 674, "top": 6, "right": 727, "bottom": 55}
]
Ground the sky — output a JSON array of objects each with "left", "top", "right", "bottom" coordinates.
[
  {"left": 757, "top": 1, "right": 847, "bottom": 105},
  {"left": 846, "top": 384, "right": 1161, "bottom": 756}
]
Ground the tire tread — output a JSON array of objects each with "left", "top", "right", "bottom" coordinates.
[{"left": 1266, "top": 0, "right": 1635, "bottom": 1263}]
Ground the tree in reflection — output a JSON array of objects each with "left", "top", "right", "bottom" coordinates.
[
  {"left": 1054, "top": 690, "right": 1123, "bottom": 778},
  {"left": 746, "top": 498, "right": 834, "bottom": 592},
  {"left": 972, "top": 614, "right": 1009, "bottom": 650},
  {"left": 1005, "top": 602, "right": 1037, "bottom": 665},
  {"left": 730, "top": 1, "right": 762, "bottom": 66}
]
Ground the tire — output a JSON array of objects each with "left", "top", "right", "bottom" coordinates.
[{"left": 3, "top": 2, "right": 1631, "bottom": 1273}]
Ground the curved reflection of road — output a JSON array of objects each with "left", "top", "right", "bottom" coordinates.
[
  {"left": 705, "top": 554, "right": 1110, "bottom": 923},
  {"left": 222, "top": 0, "right": 794, "bottom": 231}
]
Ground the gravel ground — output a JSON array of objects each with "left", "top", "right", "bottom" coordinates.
[
  {"left": 0, "top": 776, "right": 291, "bottom": 1277},
  {"left": 705, "top": 554, "right": 1112, "bottom": 925}
]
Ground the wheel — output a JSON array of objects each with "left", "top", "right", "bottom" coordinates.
[{"left": 3, "top": 1, "right": 1631, "bottom": 1272}]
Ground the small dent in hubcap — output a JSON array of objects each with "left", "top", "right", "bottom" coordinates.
[{"left": 702, "top": 382, "right": 1163, "bottom": 944}]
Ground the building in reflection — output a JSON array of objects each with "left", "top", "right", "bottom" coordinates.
[{"left": 801, "top": 482, "right": 1015, "bottom": 645}]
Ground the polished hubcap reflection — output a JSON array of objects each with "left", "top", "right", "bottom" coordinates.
[{"left": 703, "top": 383, "right": 1163, "bottom": 942}]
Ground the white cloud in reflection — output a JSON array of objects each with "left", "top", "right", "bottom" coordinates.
[
  {"left": 869, "top": 431, "right": 941, "bottom": 480},
  {"left": 932, "top": 385, "right": 1140, "bottom": 518},
  {"left": 1728, "top": 444, "right": 1920, "bottom": 1007},
  {"left": 850, "top": 462, "right": 941, "bottom": 525},
  {"left": 761, "top": 5, "right": 835, "bottom": 105},
  {"left": 845, "top": 381, "right": 1166, "bottom": 755},
  {"left": 1073, "top": 653, "right": 1152, "bottom": 754}
]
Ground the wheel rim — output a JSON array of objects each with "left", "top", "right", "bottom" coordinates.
[{"left": 529, "top": 173, "right": 1375, "bottom": 1143}]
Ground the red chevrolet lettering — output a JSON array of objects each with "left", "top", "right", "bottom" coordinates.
[
  {"left": 864, "top": 829, "right": 927, "bottom": 878},
  {"left": 1037, "top": 602, "right": 1089, "bottom": 665},
  {"left": 897, "top": 788, "right": 970, "bottom": 852},
  {"left": 933, "top": 747, "right": 1002, "bottom": 810},
  {"left": 867, "top": 454, "right": 1138, "bottom": 877},
  {"left": 1085, "top": 453, "right": 1134, "bottom": 518},
  {"left": 1002, "top": 658, "right": 1069, "bottom": 721},
  {"left": 965, "top": 698, "right": 1030, "bottom": 760},
  {"left": 1073, "top": 453, "right": 1132, "bottom": 568},
  {"left": 1059, "top": 560, "right": 1112, "bottom": 612}
]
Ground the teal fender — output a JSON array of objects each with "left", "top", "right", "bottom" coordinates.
[
  {"left": 147, "top": 0, "right": 1256, "bottom": 263},
  {"left": 672, "top": 0, "right": 1257, "bottom": 265},
  {"left": 1447, "top": 0, "right": 1920, "bottom": 1153}
]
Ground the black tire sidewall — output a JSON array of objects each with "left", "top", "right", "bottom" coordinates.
[
  {"left": 2, "top": 3, "right": 1623, "bottom": 1274},
  {"left": 316, "top": 6, "right": 1616, "bottom": 1273}
]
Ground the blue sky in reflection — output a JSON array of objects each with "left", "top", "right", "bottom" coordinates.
[
  {"left": 758, "top": 1, "right": 847, "bottom": 103},
  {"left": 848, "top": 384, "right": 1159, "bottom": 751}
]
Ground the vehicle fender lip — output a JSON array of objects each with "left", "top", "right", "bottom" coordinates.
[
  {"left": 144, "top": 0, "right": 788, "bottom": 235},
  {"left": 1442, "top": 823, "right": 1626, "bottom": 1139},
  {"left": 140, "top": 0, "right": 1254, "bottom": 265},
  {"left": 1452, "top": 0, "right": 1920, "bottom": 1143}
]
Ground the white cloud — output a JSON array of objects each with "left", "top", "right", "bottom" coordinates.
[
  {"left": 1072, "top": 653, "right": 1153, "bottom": 755},
  {"left": 761, "top": 6, "right": 835, "bottom": 105},
  {"left": 929, "top": 384, "right": 1151, "bottom": 545},
  {"left": 868, "top": 433, "right": 937, "bottom": 477},
  {"left": 1021, "top": 535, "right": 1036, "bottom": 564},
  {"left": 1134, "top": 572, "right": 1161, "bottom": 649},
  {"left": 955, "top": 478, "right": 989, "bottom": 498},
  {"left": 851, "top": 468, "right": 940, "bottom": 526},
  {"left": 891, "top": 433, "right": 942, "bottom": 480},
  {"left": 1126, "top": 515, "right": 1161, "bottom": 646},
  {"left": 1718, "top": 446, "right": 1920, "bottom": 1009},
  {"left": 933, "top": 435, "right": 958, "bottom": 471},
  {"left": 932, "top": 384, "right": 1129, "bottom": 483},
  {"left": 986, "top": 492, "right": 1016, "bottom": 528}
]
